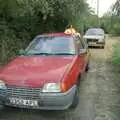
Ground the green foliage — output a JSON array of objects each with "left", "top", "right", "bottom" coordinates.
[
  {"left": 100, "top": 15, "right": 120, "bottom": 35},
  {"left": 101, "top": 0, "right": 120, "bottom": 35},
  {"left": 0, "top": 0, "right": 96, "bottom": 65},
  {"left": 112, "top": 0, "right": 120, "bottom": 16},
  {"left": 109, "top": 1, "right": 120, "bottom": 66},
  {"left": 110, "top": 23, "right": 120, "bottom": 36},
  {"left": 112, "top": 42, "right": 120, "bottom": 65},
  {"left": 109, "top": 17, "right": 120, "bottom": 36}
]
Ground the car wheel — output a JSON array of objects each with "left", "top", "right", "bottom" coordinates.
[
  {"left": 85, "top": 63, "right": 89, "bottom": 72},
  {"left": 102, "top": 42, "right": 105, "bottom": 49},
  {"left": 0, "top": 104, "right": 4, "bottom": 110},
  {"left": 102, "top": 45, "right": 105, "bottom": 49},
  {"left": 70, "top": 86, "right": 79, "bottom": 108}
]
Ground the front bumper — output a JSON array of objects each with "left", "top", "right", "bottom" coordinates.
[
  {"left": 88, "top": 41, "right": 105, "bottom": 47},
  {"left": 86, "top": 39, "right": 105, "bottom": 47},
  {"left": 0, "top": 85, "right": 76, "bottom": 110}
]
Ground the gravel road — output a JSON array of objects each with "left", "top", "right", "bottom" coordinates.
[{"left": 0, "top": 36, "right": 120, "bottom": 120}]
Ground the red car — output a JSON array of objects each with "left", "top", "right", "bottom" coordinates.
[{"left": 0, "top": 33, "right": 90, "bottom": 110}]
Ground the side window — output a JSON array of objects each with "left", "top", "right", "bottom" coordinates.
[
  {"left": 75, "top": 36, "right": 84, "bottom": 49},
  {"left": 73, "top": 35, "right": 83, "bottom": 53},
  {"left": 78, "top": 36, "right": 88, "bottom": 49}
]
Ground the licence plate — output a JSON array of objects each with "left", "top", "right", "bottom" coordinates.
[{"left": 9, "top": 98, "right": 38, "bottom": 107}]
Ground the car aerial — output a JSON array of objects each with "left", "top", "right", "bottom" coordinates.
[
  {"left": 83, "top": 28, "right": 105, "bottom": 48},
  {"left": 0, "top": 32, "right": 90, "bottom": 110}
]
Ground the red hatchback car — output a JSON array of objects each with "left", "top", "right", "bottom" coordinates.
[{"left": 0, "top": 33, "right": 90, "bottom": 110}]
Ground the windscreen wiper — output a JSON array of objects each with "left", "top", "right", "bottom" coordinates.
[
  {"left": 51, "top": 53, "right": 75, "bottom": 55},
  {"left": 26, "top": 53, "right": 75, "bottom": 56},
  {"left": 26, "top": 53, "right": 52, "bottom": 55}
]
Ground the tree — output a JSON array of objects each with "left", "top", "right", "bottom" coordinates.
[
  {"left": 0, "top": 0, "right": 94, "bottom": 64},
  {"left": 112, "top": 0, "right": 120, "bottom": 16}
]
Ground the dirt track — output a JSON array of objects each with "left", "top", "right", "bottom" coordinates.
[{"left": 0, "top": 36, "right": 120, "bottom": 120}]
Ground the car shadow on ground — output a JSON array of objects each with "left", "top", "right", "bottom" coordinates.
[{"left": 0, "top": 106, "right": 73, "bottom": 120}]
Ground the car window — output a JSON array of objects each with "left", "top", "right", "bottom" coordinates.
[
  {"left": 86, "top": 28, "right": 104, "bottom": 36},
  {"left": 25, "top": 36, "right": 76, "bottom": 55},
  {"left": 74, "top": 35, "right": 84, "bottom": 53},
  {"left": 80, "top": 36, "right": 88, "bottom": 49},
  {"left": 76, "top": 35, "right": 85, "bottom": 48}
]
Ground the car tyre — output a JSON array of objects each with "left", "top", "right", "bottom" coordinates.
[
  {"left": 85, "top": 63, "right": 89, "bottom": 72},
  {"left": 102, "top": 42, "right": 105, "bottom": 49},
  {"left": 0, "top": 104, "right": 4, "bottom": 110},
  {"left": 101, "top": 45, "right": 105, "bottom": 49},
  {"left": 70, "top": 86, "right": 79, "bottom": 109}
]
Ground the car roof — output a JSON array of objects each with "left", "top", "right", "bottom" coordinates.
[
  {"left": 35, "top": 32, "right": 81, "bottom": 39},
  {"left": 46, "top": 33, "right": 71, "bottom": 36},
  {"left": 87, "top": 28, "right": 104, "bottom": 32},
  {"left": 86, "top": 28, "right": 105, "bottom": 34},
  {"left": 36, "top": 33, "right": 71, "bottom": 38}
]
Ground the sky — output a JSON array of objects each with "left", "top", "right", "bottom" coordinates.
[{"left": 87, "top": 0, "right": 116, "bottom": 16}]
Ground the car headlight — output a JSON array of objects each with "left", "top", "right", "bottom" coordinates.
[
  {"left": 42, "top": 83, "right": 61, "bottom": 93},
  {"left": 98, "top": 39, "right": 104, "bottom": 42},
  {"left": 0, "top": 80, "right": 7, "bottom": 89}
]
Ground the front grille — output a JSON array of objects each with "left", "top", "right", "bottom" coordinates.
[
  {"left": 6, "top": 87, "right": 42, "bottom": 99},
  {"left": 0, "top": 89, "right": 7, "bottom": 96},
  {"left": 87, "top": 39, "right": 98, "bottom": 42}
]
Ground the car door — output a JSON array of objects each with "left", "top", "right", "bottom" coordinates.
[
  {"left": 76, "top": 35, "right": 89, "bottom": 72},
  {"left": 82, "top": 36, "right": 90, "bottom": 66}
]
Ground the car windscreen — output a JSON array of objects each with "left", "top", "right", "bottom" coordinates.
[
  {"left": 86, "top": 28, "right": 104, "bottom": 36},
  {"left": 25, "top": 36, "right": 76, "bottom": 55}
]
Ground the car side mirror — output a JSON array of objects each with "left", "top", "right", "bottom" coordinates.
[
  {"left": 79, "top": 49, "right": 87, "bottom": 55},
  {"left": 19, "top": 49, "right": 25, "bottom": 55}
]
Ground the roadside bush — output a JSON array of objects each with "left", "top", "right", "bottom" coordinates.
[
  {"left": 0, "top": 29, "right": 28, "bottom": 65},
  {"left": 0, "top": 0, "right": 95, "bottom": 65},
  {"left": 110, "top": 23, "right": 120, "bottom": 36},
  {"left": 112, "top": 43, "right": 120, "bottom": 65}
]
